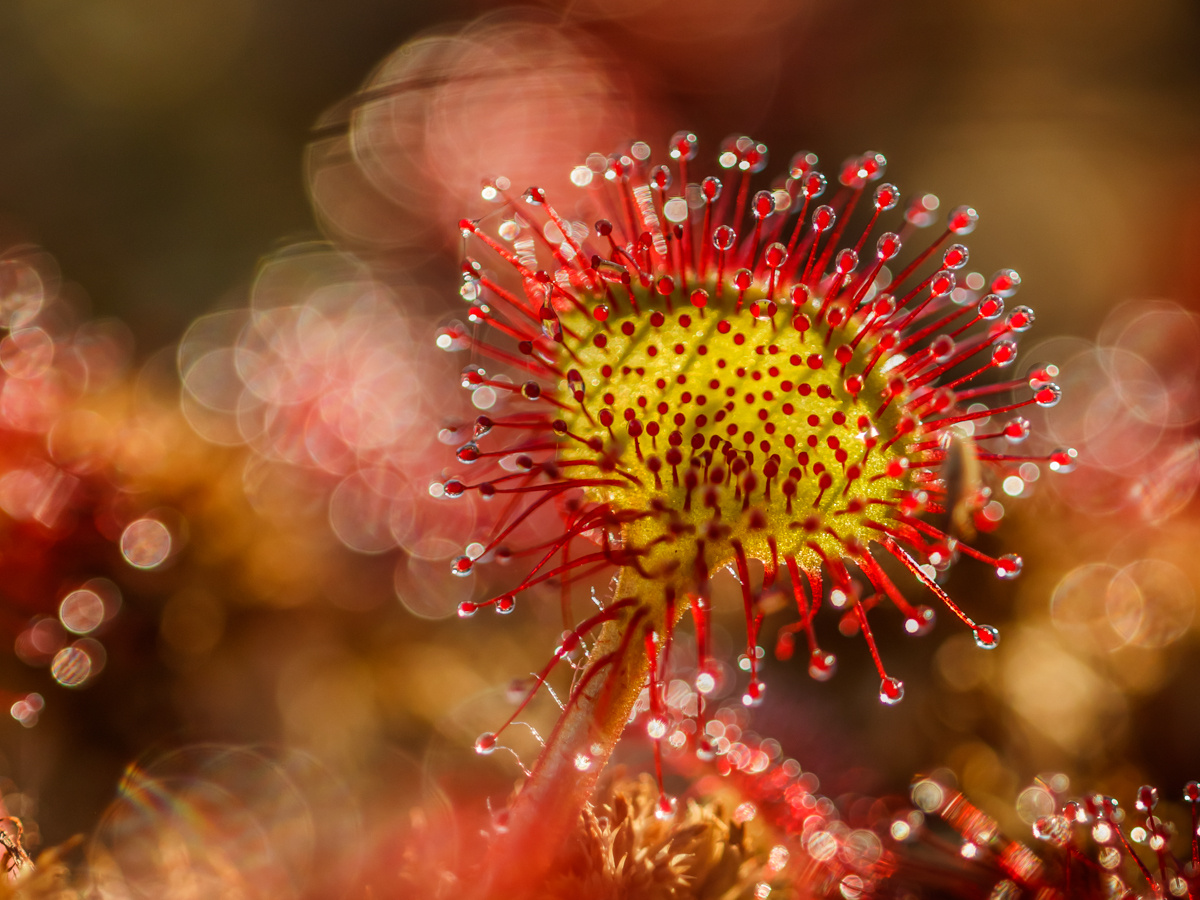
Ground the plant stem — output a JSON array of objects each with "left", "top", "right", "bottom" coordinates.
[{"left": 480, "top": 566, "right": 679, "bottom": 897}]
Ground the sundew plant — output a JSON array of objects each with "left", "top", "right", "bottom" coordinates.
[{"left": 440, "top": 133, "right": 1075, "bottom": 892}]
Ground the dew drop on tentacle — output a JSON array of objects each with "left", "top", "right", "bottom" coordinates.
[
  {"left": 475, "top": 732, "right": 498, "bottom": 755},
  {"left": 655, "top": 794, "right": 678, "bottom": 820},
  {"left": 973, "top": 624, "right": 1000, "bottom": 649},
  {"left": 669, "top": 131, "right": 698, "bottom": 161},
  {"left": 1007, "top": 305, "right": 1035, "bottom": 332},
  {"left": 942, "top": 243, "right": 969, "bottom": 270},
  {"left": 802, "top": 171, "right": 827, "bottom": 199},
  {"left": 458, "top": 601, "right": 478, "bottom": 618},
  {"left": 451, "top": 555, "right": 474, "bottom": 577},
  {"left": 742, "top": 679, "right": 766, "bottom": 707},
  {"left": 905, "top": 193, "right": 940, "bottom": 228},
  {"left": 808, "top": 650, "right": 837, "bottom": 682},
  {"left": 995, "top": 554, "right": 1023, "bottom": 580},
  {"left": 879, "top": 677, "right": 905, "bottom": 705},
  {"left": 1048, "top": 448, "right": 1078, "bottom": 472},
  {"left": 904, "top": 606, "right": 936, "bottom": 636},
  {"left": 991, "top": 268, "right": 1021, "bottom": 296},
  {"left": 874, "top": 182, "right": 900, "bottom": 211},
  {"left": 752, "top": 190, "right": 775, "bottom": 219},
  {"left": 1003, "top": 417, "right": 1031, "bottom": 442},
  {"left": 947, "top": 205, "right": 979, "bottom": 235},
  {"left": 1035, "top": 384, "right": 1063, "bottom": 408},
  {"left": 877, "top": 232, "right": 901, "bottom": 261},
  {"left": 1135, "top": 785, "right": 1158, "bottom": 813},
  {"left": 978, "top": 294, "right": 1004, "bottom": 319}
]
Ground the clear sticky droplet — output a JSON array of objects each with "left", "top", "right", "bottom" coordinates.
[
  {"left": 879, "top": 677, "right": 905, "bottom": 705},
  {"left": 669, "top": 131, "right": 698, "bottom": 161},
  {"left": 474, "top": 732, "right": 498, "bottom": 755},
  {"left": 996, "top": 554, "right": 1023, "bottom": 580},
  {"left": 742, "top": 679, "right": 766, "bottom": 707},
  {"left": 947, "top": 206, "right": 979, "bottom": 235},
  {"left": 942, "top": 244, "right": 969, "bottom": 270},
  {"left": 712, "top": 225, "right": 737, "bottom": 251},
  {"left": 1136, "top": 785, "right": 1158, "bottom": 813},
  {"left": 808, "top": 650, "right": 837, "bottom": 681},
  {"left": 904, "top": 606, "right": 936, "bottom": 637},
  {"left": 120, "top": 519, "right": 172, "bottom": 570},
  {"left": 973, "top": 624, "right": 1000, "bottom": 649},
  {"left": 1048, "top": 448, "right": 1077, "bottom": 472},
  {"left": 1035, "top": 384, "right": 1062, "bottom": 408},
  {"left": 1007, "top": 306, "right": 1035, "bottom": 333},
  {"left": 655, "top": 794, "right": 678, "bottom": 820},
  {"left": 874, "top": 183, "right": 899, "bottom": 211}
]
